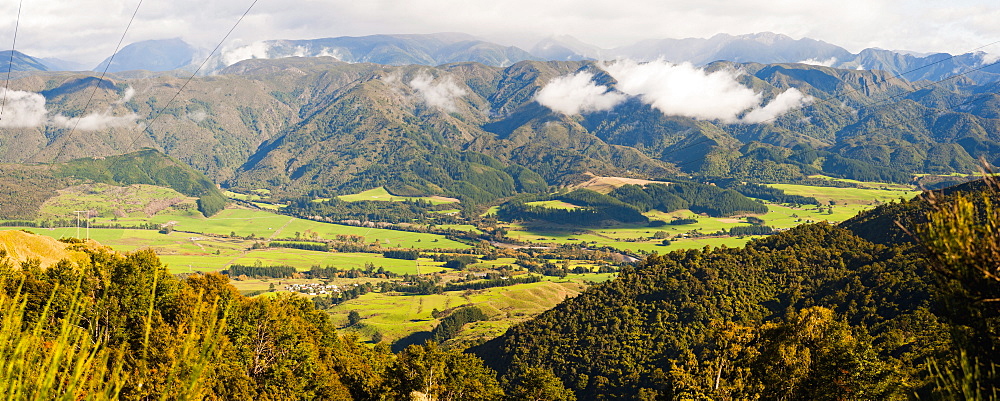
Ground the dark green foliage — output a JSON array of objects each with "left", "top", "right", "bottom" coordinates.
[
  {"left": 196, "top": 191, "right": 227, "bottom": 217},
  {"left": 726, "top": 182, "right": 821, "bottom": 205},
  {"left": 383, "top": 249, "right": 420, "bottom": 260},
  {"left": 472, "top": 222, "right": 937, "bottom": 399},
  {"left": 269, "top": 241, "right": 329, "bottom": 252},
  {"left": 505, "top": 165, "right": 549, "bottom": 193},
  {"left": 821, "top": 154, "right": 914, "bottom": 183},
  {"left": 505, "top": 367, "right": 578, "bottom": 401},
  {"left": 284, "top": 196, "right": 444, "bottom": 224},
  {"left": 224, "top": 263, "right": 296, "bottom": 278},
  {"left": 669, "top": 218, "right": 698, "bottom": 225},
  {"left": 433, "top": 254, "right": 478, "bottom": 270},
  {"left": 443, "top": 274, "right": 542, "bottom": 292},
  {"left": 498, "top": 188, "right": 649, "bottom": 226},
  {"left": 431, "top": 306, "right": 489, "bottom": 343},
  {"left": 348, "top": 310, "right": 362, "bottom": 326},
  {"left": 606, "top": 182, "right": 768, "bottom": 217},
  {"left": 389, "top": 341, "right": 504, "bottom": 400}
]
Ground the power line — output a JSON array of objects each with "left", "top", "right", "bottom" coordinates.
[
  {"left": 0, "top": 0, "right": 23, "bottom": 122},
  {"left": 125, "top": 0, "right": 260, "bottom": 152},
  {"left": 52, "top": 0, "right": 144, "bottom": 162}
]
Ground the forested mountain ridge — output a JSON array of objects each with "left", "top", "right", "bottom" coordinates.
[
  {"left": 471, "top": 179, "right": 1000, "bottom": 399},
  {"left": 3, "top": 57, "right": 1000, "bottom": 201}
]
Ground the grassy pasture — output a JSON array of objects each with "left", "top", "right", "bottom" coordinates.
[
  {"left": 504, "top": 182, "right": 921, "bottom": 254},
  {"left": 767, "top": 183, "right": 920, "bottom": 205},
  {"left": 328, "top": 280, "right": 588, "bottom": 343},
  {"left": 144, "top": 208, "right": 469, "bottom": 249},
  {"left": 525, "top": 200, "right": 581, "bottom": 210},
  {"left": 39, "top": 184, "right": 196, "bottom": 220},
  {"left": 335, "top": 187, "right": 459, "bottom": 205}
]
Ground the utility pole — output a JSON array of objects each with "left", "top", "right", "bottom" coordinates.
[{"left": 74, "top": 211, "right": 85, "bottom": 239}]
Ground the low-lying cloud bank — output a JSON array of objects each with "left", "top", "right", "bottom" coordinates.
[
  {"left": 0, "top": 88, "right": 139, "bottom": 130},
  {"left": 535, "top": 72, "right": 626, "bottom": 115},
  {"left": 536, "top": 60, "right": 812, "bottom": 123},
  {"left": 408, "top": 74, "right": 467, "bottom": 112}
]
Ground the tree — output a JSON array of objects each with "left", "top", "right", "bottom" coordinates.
[
  {"left": 389, "top": 342, "right": 504, "bottom": 401},
  {"left": 348, "top": 310, "right": 362, "bottom": 326},
  {"left": 506, "top": 367, "right": 577, "bottom": 401}
]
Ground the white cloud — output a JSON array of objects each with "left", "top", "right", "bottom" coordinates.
[
  {"left": 536, "top": 60, "right": 811, "bottom": 122},
  {"left": 603, "top": 59, "right": 761, "bottom": 122},
  {"left": 980, "top": 51, "right": 1000, "bottom": 65},
  {"left": 536, "top": 71, "right": 626, "bottom": 115},
  {"left": 51, "top": 112, "right": 139, "bottom": 131},
  {"left": 408, "top": 74, "right": 468, "bottom": 112},
  {"left": 119, "top": 86, "right": 136, "bottom": 104},
  {"left": 0, "top": 89, "right": 48, "bottom": 128},
  {"left": 221, "top": 41, "right": 272, "bottom": 67},
  {"left": 799, "top": 57, "right": 837, "bottom": 67},
  {"left": 740, "top": 88, "right": 813, "bottom": 124},
  {"left": 0, "top": 88, "right": 139, "bottom": 131}
]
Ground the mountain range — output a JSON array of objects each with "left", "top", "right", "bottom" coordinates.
[
  {"left": 2, "top": 54, "right": 999, "bottom": 204},
  {"left": 5, "top": 32, "right": 1000, "bottom": 85}
]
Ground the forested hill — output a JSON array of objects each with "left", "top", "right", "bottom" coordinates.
[
  {"left": 471, "top": 179, "right": 1000, "bottom": 399},
  {"left": 4, "top": 57, "right": 1000, "bottom": 201},
  {"left": 0, "top": 149, "right": 226, "bottom": 219}
]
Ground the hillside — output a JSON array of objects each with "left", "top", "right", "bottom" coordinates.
[
  {"left": 471, "top": 179, "right": 1000, "bottom": 399},
  {"left": 0, "top": 230, "right": 91, "bottom": 267},
  {"left": 1, "top": 57, "right": 998, "bottom": 204},
  {"left": 0, "top": 149, "right": 224, "bottom": 219}
]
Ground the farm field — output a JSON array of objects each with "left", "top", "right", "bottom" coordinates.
[
  {"left": 39, "top": 184, "right": 196, "bottom": 220},
  {"left": 335, "top": 187, "right": 459, "bottom": 205},
  {"left": 524, "top": 200, "right": 580, "bottom": 210},
  {"left": 141, "top": 208, "right": 469, "bottom": 249},
  {"left": 7, "top": 205, "right": 471, "bottom": 273},
  {"left": 12, "top": 224, "right": 457, "bottom": 274},
  {"left": 767, "top": 183, "right": 920, "bottom": 205},
  {"left": 503, "top": 182, "right": 924, "bottom": 254},
  {"left": 328, "top": 279, "right": 589, "bottom": 345}
]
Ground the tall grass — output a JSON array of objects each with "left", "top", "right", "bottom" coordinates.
[
  {"left": 0, "top": 276, "right": 225, "bottom": 400},
  {"left": 0, "top": 280, "right": 124, "bottom": 400}
]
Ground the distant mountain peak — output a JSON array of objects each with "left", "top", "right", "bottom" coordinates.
[
  {"left": 95, "top": 38, "right": 198, "bottom": 73},
  {"left": 0, "top": 50, "right": 49, "bottom": 72}
]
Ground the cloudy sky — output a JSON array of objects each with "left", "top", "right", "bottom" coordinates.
[{"left": 2, "top": 0, "right": 999, "bottom": 66}]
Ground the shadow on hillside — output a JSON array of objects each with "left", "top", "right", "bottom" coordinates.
[{"left": 392, "top": 330, "right": 432, "bottom": 353}]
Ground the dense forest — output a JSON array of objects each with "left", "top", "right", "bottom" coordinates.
[{"left": 473, "top": 179, "right": 1000, "bottom": 399}]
